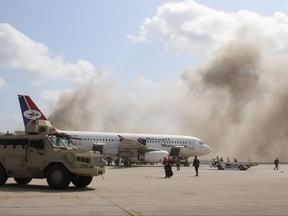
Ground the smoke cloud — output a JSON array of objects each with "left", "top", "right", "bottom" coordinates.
[{"left": 51, "top": 37, "right": 288, "bottom": 162}]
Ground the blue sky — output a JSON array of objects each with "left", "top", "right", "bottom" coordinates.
[{"left": 1, "top": 0, "right": 288, "bottom": 133}]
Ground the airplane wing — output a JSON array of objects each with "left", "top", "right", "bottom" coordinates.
[
  {"left": 116, "top": 135, "right": 169, "bottom": 165},
  {"left": 0, "top": 131, "right": 26, "bottom": 135},
  {"left": 119, "top": 136, "right": 183, "bottom": 154},
  {"left": 118, "top": 136, "right": 161, "bottom": 156},
  {"left": 116, "top": 137, "right": 145, "bottom": 160},
  {"left": 119, "top": 138, "right": 147, "bottom": 151},
  {"left": 14, "top": 130, "right": 26, "bottom": 135}
]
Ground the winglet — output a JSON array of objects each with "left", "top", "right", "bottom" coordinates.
[{"left": 118, "top": 135, "right": 125, "bottom": 142}]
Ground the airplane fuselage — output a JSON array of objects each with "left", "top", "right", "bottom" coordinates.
[{"left": 60, "top": 130, "right": 211, "bottom": 163}]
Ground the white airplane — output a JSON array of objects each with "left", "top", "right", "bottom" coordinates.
[{"left": 18, "top": 95, "right": 212, "bottom": 166}]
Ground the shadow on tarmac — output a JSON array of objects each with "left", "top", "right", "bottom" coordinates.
[{"left": 0, "top": 182, "right": 96, "bottom": 193}]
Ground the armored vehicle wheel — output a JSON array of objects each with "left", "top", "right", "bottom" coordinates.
[
  {"left": 0, "top": 164, "right": 8, "bottom": 185},
  {"left": 14, "top": 178, "right": 32, "bottom": 185},
  {"left": 46, "top": 164, "right": 71, "bottom": 189},
  {"left": 72, "top": 176, "right": 93, "bottom": 188}
]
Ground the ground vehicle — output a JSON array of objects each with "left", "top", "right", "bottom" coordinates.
[
  {"left": 209, "top": 159, "right": 258, "bottom": 170},
  {"left": 0, "top": 120, "right": 105, "bottom": 189},
  {"left": 170, "top": 157, "right": 190, "bottom": 166}
]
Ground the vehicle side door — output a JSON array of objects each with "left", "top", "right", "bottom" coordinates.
[{"left": 26, "top": 139, "right": 45, "bottom": 168}]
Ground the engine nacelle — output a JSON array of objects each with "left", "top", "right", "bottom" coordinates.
[{"left": 138, "top": 150, "right": 169, "bottom": 163}]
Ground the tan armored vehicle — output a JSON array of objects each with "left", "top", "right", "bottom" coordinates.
[{"left": 0, "top": 120, "right": 105, "bottom": 189}]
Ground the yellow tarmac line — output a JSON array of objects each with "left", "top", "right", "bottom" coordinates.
[
  {"left": 0, "top": 195, "right": 78, "bottom": 199},
  {"left": 127, "top": 210, "right": 140, "bottom": 216},
  {"left": 61, "top": 195, "right": 78, "bottom": 199}
]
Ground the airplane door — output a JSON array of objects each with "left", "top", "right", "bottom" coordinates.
[
  {"left": 92, "top": 143, "right": 105, "bottom": 154},
  {"left": 169, "top": 147, "right": 181, "bottom": 157},
  {"left": 26, "top": 139, "right": 45, "bottom": 168},
  {"left": 188, "top": 141, "right": 194, "bottom": 150},
  {"left": 188, "top": 141, "right": 195, "bottom": 156}
]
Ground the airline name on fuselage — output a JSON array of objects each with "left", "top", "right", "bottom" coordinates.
[
  {"left": 161, "top": 144, "right": 187, "bottom": 148},
  {"left": 145, "top": 137, "right": 170, "bottom": 141}
]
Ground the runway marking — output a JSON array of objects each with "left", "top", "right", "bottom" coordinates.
[
  {"left": 93, "top": 191, "right": 140, "bottom": 216},
  {"left": 127, "top": 210, "right": 140, "bottom": 216}
]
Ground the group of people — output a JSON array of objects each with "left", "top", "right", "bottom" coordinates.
[
  {"left": 212, "top": 156, "right": 238, "bottom": 163},
  {"left": 213, "top": 156, "right": 281, "bottom": 170},
  {"left": 163, "top": 156, "right": 200, "bottom": 178},
  {"left": 226, "top": 158, "right": 238, "bottom": 163}
]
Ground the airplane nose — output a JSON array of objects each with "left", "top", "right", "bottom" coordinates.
[{"left": 204, "top": 144, "right": 212, "bottom": 154}]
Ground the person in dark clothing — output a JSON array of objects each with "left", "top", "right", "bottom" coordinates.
[
  {"left": 163, "top": 157, "right": 173, "bottom": 178},
  {"left": 274, "top": 158, "right": 279, "bottom": 170},
  {"left": 193, "top": 156, "right": 200, "bottom": 176},
  {"left": 176, "top": 158, "right": 181, "bottom": 171}
]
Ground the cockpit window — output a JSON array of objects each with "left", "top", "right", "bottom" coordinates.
[{"left": 199, "top": 141, "right": 204, "bottom": 145}]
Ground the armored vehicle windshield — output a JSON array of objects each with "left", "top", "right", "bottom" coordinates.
[{"left": 48, "top": 135, "right": 76, "bottom": 148}]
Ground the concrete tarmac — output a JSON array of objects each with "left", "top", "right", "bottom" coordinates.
[{"left": 0, "top": 164, "right": 287, "bottom": 216}]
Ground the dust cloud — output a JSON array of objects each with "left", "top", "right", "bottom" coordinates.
[{"left": 51, "top": 39, "right": 288, "bottom": 162}]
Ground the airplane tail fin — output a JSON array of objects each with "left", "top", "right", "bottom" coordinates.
[{"left": 18, "top": 95, "right": 48, "bottom": 127}]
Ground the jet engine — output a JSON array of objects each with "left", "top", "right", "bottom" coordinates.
[{"left": 138, "top": 150, "right": 169, "bottom": 163}]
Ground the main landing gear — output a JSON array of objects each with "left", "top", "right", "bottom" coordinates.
[{"left": 114, "top": 158, "right": 132, "bottom": 167}]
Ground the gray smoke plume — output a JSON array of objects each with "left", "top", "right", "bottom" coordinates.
[
  {"left": 51, "top": 38, "right": 288, "bottom": 162},
  {"left": 180, "top": 39, "right": 288, "bottom": 162}
]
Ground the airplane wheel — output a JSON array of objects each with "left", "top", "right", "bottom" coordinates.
[
  {"left": 183, "top": 162, "right": 190, "bottom": 166},
  {"left": 124, "top": 159, "right": 131, "bottom": 167},
  {"left": 115, "top": 159, "right": 120, "bottom": 166}
]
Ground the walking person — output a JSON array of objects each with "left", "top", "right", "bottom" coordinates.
[
  {"left": 176, "top": 158, "right": 180, "bottom": 171},
  {"left": 167, "top": 159, "right": 173, "bottom": 178},
  {"left": 274, "top": 158, "right": 279, "bottom": 170},
  {"left": 163, "top": 157, "right": 173, "bottom": 178},
  {"left": 193, "top": 156, "right": 200, "bottom": 176}
]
